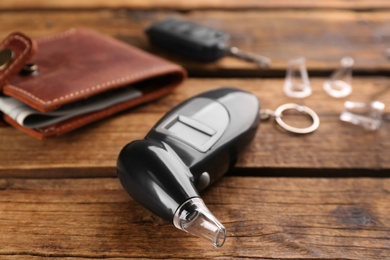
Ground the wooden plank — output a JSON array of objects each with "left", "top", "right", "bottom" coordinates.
[
  {"left": 1, "top": 77, "right": 389, "bottom": 178},
  {"left": 0, "top": 177, "right": 389, "bottom": 259},
  {"left": 1, "top": 0, "right": 390, "bottom": 10},
  {"left": 0, "top": 10, "right": 389, "bottom": 75}
]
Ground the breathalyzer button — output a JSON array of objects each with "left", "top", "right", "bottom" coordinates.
[{"left": 198, "top": 172, "right": 210, "bottom": 190}]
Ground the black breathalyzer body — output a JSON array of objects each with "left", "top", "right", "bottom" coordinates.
[{"left": 117, "top": 88, "right": 260, "bottom": 247}]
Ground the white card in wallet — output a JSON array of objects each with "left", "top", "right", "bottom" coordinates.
[{"left": 0, "top": 87, "right": 142, "bottom": 129}]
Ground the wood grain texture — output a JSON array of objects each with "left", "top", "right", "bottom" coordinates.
[
  {"left": 1, "top": 0, "right": 390, "bottom": 10},
  {"left": 0, "top": 10, "right": 389, "bottom": 75},
  {"left": 0, "top": 177, "right": 389, "bottom": 259},
  {"left": 1, "top": 77, "right": 389, "bottom": 178},
  {"left": 1, "top": 4, "right": 389, "bottom": 260}
]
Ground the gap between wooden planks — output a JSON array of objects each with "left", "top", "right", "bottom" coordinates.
[
  {"left": 0, "top": 177, "right": 389, "bottom": 259},
  {"left": 0, "top": 78, "right": 389, "bottom": 178}
]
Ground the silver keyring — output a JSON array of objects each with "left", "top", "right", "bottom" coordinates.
[{"left": 273, "top": 103, "right": 320, "bottom": 134}]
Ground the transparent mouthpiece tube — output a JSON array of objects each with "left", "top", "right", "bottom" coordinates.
[
  {"left": 340, "top": 100, "right": 385, "bottom": 131},
  {"left": 173, "top": 197, "right": 226, "bottom": 248},
  {"left": 323, "top": 56, "right": 354, "bottom": 98},
  {"left": 283, "top": 57, "right": 312, "bottom": 98}
]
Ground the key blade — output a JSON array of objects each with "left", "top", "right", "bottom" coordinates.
[{"left": 228, "top": 47, "right": 271, "bottom": 68}]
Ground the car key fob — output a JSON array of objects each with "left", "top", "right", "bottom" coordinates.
[
  {"left": 146, "top": 17, "right": 229, "bottom": 62},
  {"left": 117, "top": 88, "right": 260, "bottom": 247},
  {"left": 146, "top": 18, "right": 271, "bottom": 67}
]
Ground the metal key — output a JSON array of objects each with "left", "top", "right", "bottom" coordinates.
[{"left": 146, "top": 18, "right": 271, "bottom": 68}]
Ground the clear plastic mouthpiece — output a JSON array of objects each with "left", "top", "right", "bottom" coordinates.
[{"left": 173, "top": 197, "right": 226, "bottom": 248}]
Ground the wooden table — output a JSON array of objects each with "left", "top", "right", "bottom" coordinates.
[{"left": 1, "top": 1, "right": 390, "bottom": 259}]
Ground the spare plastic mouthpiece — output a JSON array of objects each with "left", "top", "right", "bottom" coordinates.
[{"left": 173, "top": 198, "right": 226, "bottom": 248}]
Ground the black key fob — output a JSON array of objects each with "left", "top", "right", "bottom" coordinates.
[
  {"left": 117, "top": 88, "right": 260, "bottom": 247},
  {"left": 145, "top": 17, "right": 229, "bottom": 62},
  {"left": 146, "top": 18, "right": 271, "bottom": 68},
  {"left": 146, "top": 17, "right": 271, "bottom": 67}
]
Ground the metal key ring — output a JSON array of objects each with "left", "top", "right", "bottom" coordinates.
[{"left": 273, "top": 103, "right": 320, "bottom": 134}]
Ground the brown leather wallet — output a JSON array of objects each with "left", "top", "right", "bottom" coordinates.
[{"left": 0, "top": 28, "right": 186, "bottom": 139}]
